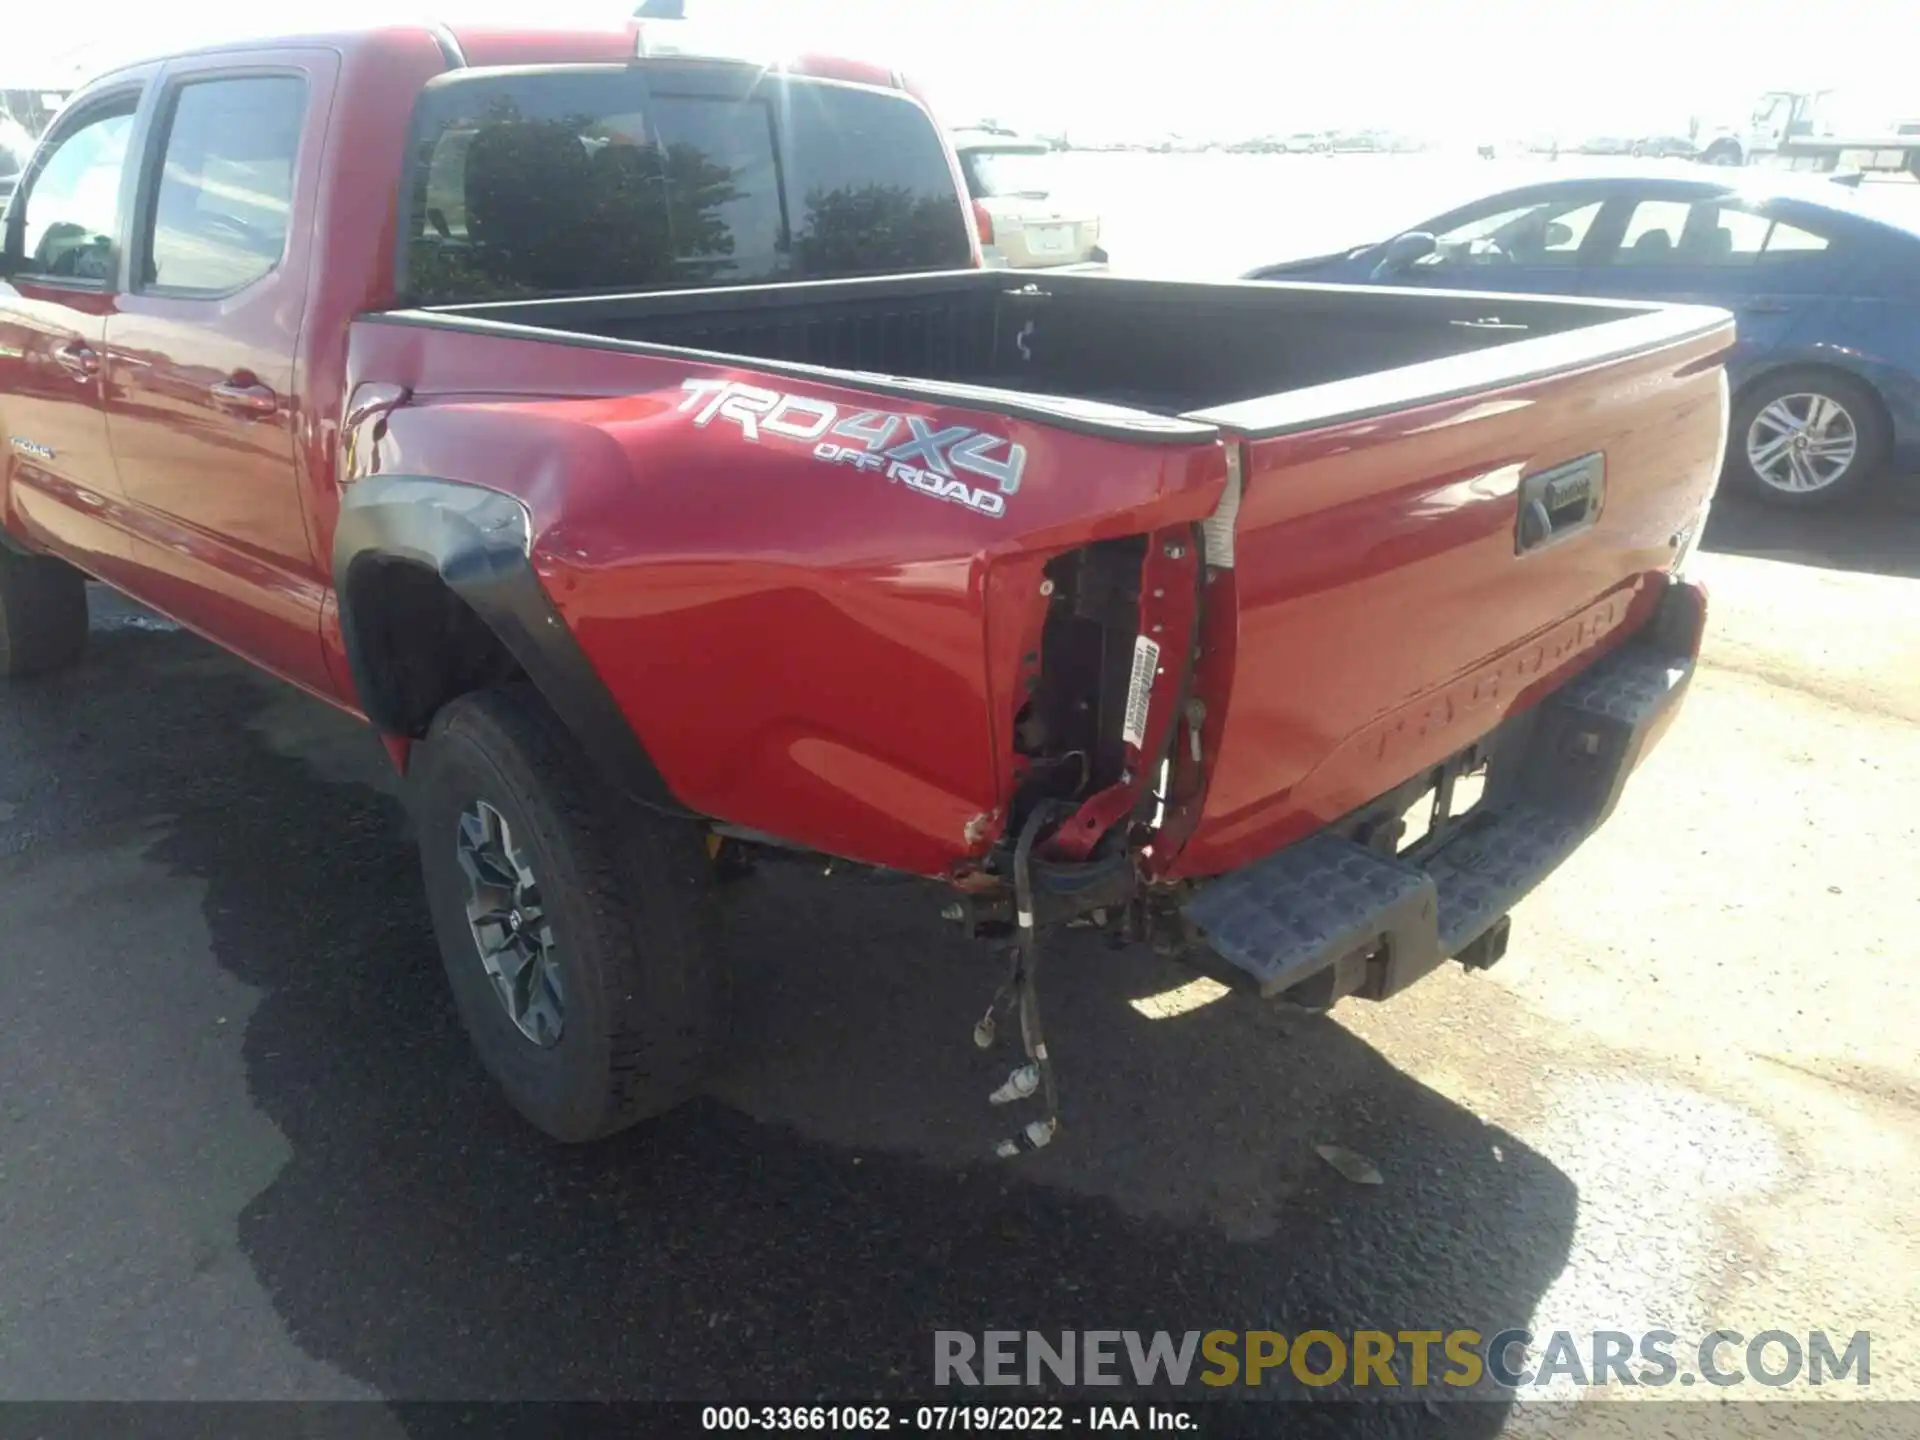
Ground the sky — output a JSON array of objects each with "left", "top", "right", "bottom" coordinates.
[{"left": 6, "top": 0, "right": 1918, "bottom": 144}]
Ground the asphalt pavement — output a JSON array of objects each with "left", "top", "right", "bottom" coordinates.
[{"left": 2, "top": 494, "right": 1917, "bottom": 1431}]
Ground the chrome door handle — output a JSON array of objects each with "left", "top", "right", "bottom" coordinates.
[
  {"left": 52, "top": 343, "right": 100, "bottom": 381},
  {"left": 210, "top": 379, "right": 279, "bottom": 416}
]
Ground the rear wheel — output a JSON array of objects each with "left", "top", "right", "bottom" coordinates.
[
  {"left": 1727, "top": 368, "right": 1890, "bottom": 509},
  {"left": 1702, "top": 139, "right": 1743, "bottom": 166},
  {"left": 0, "top": 547, "right": 88, "bottom": 678},
  {"left": 411, "top": 684, "right": 721, "bottom": 1142}
]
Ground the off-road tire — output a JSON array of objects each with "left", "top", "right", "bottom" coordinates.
[
  {"left": 0, "top": 548, "right": 88, "bottom": 677},
  {"left": 1727, "top": 367, "right": 1891, "bottom": 510},
  {"left": 411, "top": 683, "right": 721, "bottom": 1142}
]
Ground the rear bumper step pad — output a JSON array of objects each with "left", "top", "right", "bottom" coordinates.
[{"left": 1183, "top": 635, "right": 1692, "bottom": 1000}]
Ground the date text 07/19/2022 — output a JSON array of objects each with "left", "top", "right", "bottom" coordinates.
[{"left": 700, "top": 1403, "right": 1194, "bottom": 1432}]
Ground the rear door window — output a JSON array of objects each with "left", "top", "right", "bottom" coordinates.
[
  {"left": 402, "top": 64, "right": 970, "bottom": 305},
  {"left": 1608, "top": 197, "right": 1839, "bottom": 267},
  {"left": 1762, "top": 220, "right": 1830, "bottom": 254},
  {"left": 138, "top": 75, "right": 306, "bottom": 295}
]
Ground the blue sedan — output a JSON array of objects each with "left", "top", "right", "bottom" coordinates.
[{"left": 1249, "top": 174, "right": 1920, "bottom": 508}]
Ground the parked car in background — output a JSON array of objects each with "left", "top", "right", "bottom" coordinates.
[
  {"left": 951, "top": 129, "right": 1104, "bottom": 267},
  {"left": 0, "top": 117, "right": 33, "bottom": 211},
  {"left": 0, "top": 89, "right": 73, "bottom": 140},
  {"left": 1631, "top": 134, "right": 1698, "bottom": 159},
  {"left": 1248, "top": 174, "right": 1920, "bottom": 509}
]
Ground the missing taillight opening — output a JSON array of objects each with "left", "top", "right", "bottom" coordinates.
[
  {"left": 1009, "top": 537, "right": 1147, "bottom": 837},
  {"left": 1007, "top": 525, "right": 1205, "bottom": 873}
]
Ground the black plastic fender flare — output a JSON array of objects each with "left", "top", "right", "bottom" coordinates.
[{"left": 333, "top": 474, "right": 683, "bottom": 809}]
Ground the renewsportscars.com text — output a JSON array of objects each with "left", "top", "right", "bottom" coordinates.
[{"left": 934, "top": 1328, "right": 1871, "bottom": 1390}]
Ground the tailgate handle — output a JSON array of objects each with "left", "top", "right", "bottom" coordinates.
[{"left": 1516, "top": 453, "right": 1604, "bottom": 554}]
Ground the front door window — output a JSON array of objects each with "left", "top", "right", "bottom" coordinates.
[{"left": 12, "top": 105, "right": 135, "bottom": 285}]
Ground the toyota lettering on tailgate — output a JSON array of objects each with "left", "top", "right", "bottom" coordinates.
[{"left": 678, "top": 378, "right": 1026, "bottom": 519}]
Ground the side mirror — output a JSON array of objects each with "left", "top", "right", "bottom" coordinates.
[{"left": 1370, "top": 231, "right": 1437, "bottom": 279}]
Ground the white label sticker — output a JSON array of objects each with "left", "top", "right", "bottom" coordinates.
[{"left": 1121, "top": 634, "right": 1161, "bottom": 750}]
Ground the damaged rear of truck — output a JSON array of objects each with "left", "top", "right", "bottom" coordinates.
[
  {"left": 1, "top": 28, "right": 1728, "bottom": 1151},
  {"left": 345, "top": 259, "right": 1727, "bottom": 1151},
  {"left": 318, "top": 41, "right": 1732, "bottom": 1156}
]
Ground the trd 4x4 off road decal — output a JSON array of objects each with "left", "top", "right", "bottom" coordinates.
[{"left": 677, "top": 378, "right": 1026, "bottom": 519}]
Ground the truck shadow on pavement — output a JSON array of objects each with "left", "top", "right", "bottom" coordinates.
[{"left": 14, "top": 608, "right": 1579, "bottom": 1433}]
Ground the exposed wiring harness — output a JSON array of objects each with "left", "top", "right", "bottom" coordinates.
[{"left": 974, "top": 802, "right": 1070, "bottom": 1157}]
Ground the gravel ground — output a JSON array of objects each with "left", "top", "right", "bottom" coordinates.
[{"left": 0, "top": 492, "right": 1915, "bottom": 1433}]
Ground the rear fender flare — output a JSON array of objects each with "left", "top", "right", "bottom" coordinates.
[{"left": 333, "top": 474, "right": 680, "bottom": 809}]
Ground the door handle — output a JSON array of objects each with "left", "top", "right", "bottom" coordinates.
[
  {"left": 210, "top": 378, "right": 279, "bottom": 417},
  {"left": 1744, "top": 301, "right": 1793, "bottom": 314},
  {"left": 52, "top": 343, "right": 100, "bottom": 381}
]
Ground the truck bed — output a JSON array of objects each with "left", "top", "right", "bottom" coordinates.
[{"left": 411, "top": 269, "right": 1661, "bottom": 426}]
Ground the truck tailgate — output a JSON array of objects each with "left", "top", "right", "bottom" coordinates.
[{"left": 1167, "top": 312, "right": 1730, "bottom": 877}]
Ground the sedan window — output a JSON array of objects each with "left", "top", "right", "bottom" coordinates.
[
  {"left": 1610, "top": 198, "right": 1833, "bottom": 266},
  {"left": 1764, "top": 220, "right": 1830, "bottom": 253},
  {"left": 1617, "top": 200, "right": 1694, "bottom": 260},
  {"left": 1425, "top": 197, "right": 1603, "bottom": 267}
]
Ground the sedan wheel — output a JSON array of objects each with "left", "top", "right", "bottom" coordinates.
[
  {"left": 1728, "top": 369, "right": 1889, "bottom": 509},
  {"left": 1745, "top": 392, "right": 1858, "bottom": 496}
]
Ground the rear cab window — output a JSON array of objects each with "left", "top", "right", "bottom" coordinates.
[{"left": 401, "top": 61, "right": 971, "bottom": 305}]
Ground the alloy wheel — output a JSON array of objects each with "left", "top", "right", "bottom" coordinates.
[
  {"left": 457, "top": 799, "right": 564, "bottom": 1046},
  {"left": 1745, "top": 392, "right": 1858, "bottom": 495}
]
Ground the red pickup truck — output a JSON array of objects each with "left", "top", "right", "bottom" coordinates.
[{"left": 0, "top": 21, "right": 1727, "bottom": 1151}]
